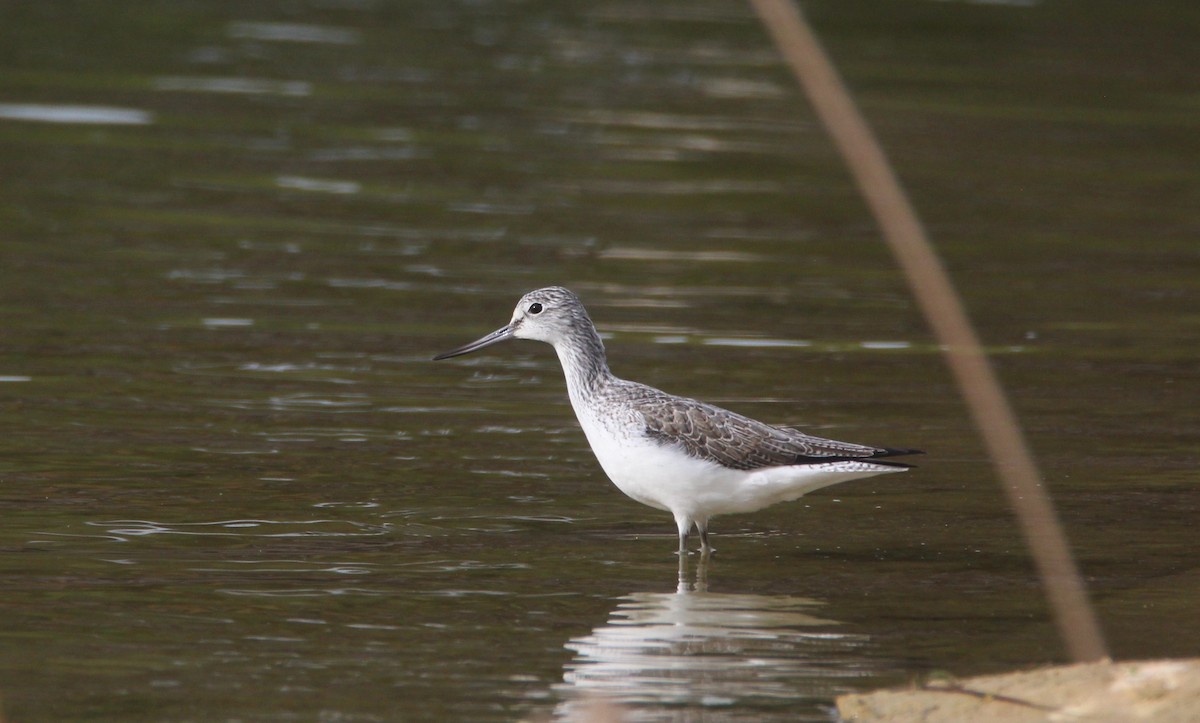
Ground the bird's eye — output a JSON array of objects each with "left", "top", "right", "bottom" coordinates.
[{"left": 528, "top": 302, "right": 543, "bottom": 315}]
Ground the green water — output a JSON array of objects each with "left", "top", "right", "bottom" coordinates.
[{"left": 1, "top": 0, "right": 1197, "bottom": 720}]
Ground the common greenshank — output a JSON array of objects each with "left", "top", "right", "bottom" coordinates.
[{"left": 434, "top": 287, "right": 920, "bottom": 555}]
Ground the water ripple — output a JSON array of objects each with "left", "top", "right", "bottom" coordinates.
[
  {"left": 275, "top": 175, "right": 361, "bottom": 195},
  {"left": 227, "top": 21, "right": 361, "bottom": 45},
  {"left": 174, "top": 360, "right": 367, "bottom": 385},
  {"left": 83, "top": 518, "right": 391, "bottom": 540},
  {"left": 208, "top": 392, "right": 373, "bottom": 412},
  {"left": 598, "top": 247, "right": 763, "bottom": 262},
  {"left": 0, "top": 102, "right": 153, "bottom": 125},
  {"left": 258, "top": 428, "right": 406, "bottom": 443},
  {"left": 222, "top": 587, "right": 386, "bottom": 598},
  {"left": 190, "top": 560, "right": 376, "bottom": 576},
  {"left": 153, "top": 76, "right": 312, "bottom": 96}
]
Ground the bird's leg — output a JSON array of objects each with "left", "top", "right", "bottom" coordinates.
[
  {"left": 674, "top": 514, "right": 692, "bottom": 556},
  {"left": 696, "top": 518, "right": 715, "bottom": 556}
]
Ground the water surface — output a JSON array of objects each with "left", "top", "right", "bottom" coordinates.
[{"left": 1, "top": 0, "right": 1197, "bottom": 720}]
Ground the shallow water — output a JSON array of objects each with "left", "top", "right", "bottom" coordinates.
[{"left": 1, "top": 0, "right": 1198, "bottom": 720}]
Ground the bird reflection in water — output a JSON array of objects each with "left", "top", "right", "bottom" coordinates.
[{"left": 553, "top": 556, "right": 884, "bottom": 721}]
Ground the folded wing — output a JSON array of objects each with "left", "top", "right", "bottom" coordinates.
[{"left": 633, "top": 390, "right": 918, "bottom": 471}]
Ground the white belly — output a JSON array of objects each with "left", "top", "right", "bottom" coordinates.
[{"left": 574, "top": 409, "right": 902, "bottom": 521}]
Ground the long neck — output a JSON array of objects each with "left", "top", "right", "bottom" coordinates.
[{"left": 554, "top": 323, "right": 613, "bottom": 403}]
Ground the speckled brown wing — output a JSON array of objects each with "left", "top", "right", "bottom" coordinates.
[{"left": 630, "top": 388, "right": 904, "bottom": 471}]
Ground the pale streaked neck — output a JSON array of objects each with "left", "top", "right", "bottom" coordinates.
[{"left": 553, "top": 323, "right": 613, "bottom": 402}]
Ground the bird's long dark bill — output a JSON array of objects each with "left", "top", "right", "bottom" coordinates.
[{"left": 432, "top": 325, "right": 514, "bottom": 360}]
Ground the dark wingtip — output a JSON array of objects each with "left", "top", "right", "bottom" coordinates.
[
  {"left": 867, "top": 447, "right": 923, "bottom": 469},
  {"left": 790, "top": 446, "right": 923, "bottom": 468},
  {"left": 880, "top": 447, "right": 924, "bottom": 458}
]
